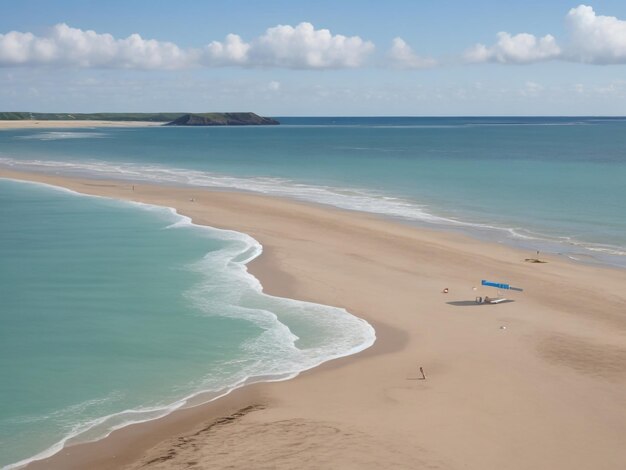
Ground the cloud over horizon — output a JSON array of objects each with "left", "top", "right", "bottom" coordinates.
[
  {"left": 465, "top": 4, "right": 626, "bottom": 65},
  {"left": 464, "top": 32, "right": 561, "bottom": 64},
  {"left": 565, "top": 4, "right": 626, "bottom": 64},
  {"left": 2, "top": 5, "right": 626, "bottom": 71},
  {"left": 0, "top": 24, "right": 190, "bottom": 69},
  {"left": 387, "top": 37, "right": 436, "bottom": 69},
  {"left": 0, "top": 22, "right": 374, "bottom": 70}
]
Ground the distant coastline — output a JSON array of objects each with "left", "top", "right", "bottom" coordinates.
[{"left": 0, "top": 112, "right": 280, "bottom": 127}]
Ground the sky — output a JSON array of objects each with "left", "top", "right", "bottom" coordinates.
[{"left": 1, "top": 0, "right": 626, "bottom": 115}]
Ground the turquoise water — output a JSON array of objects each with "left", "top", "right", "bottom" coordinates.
[
  {"left": 1, "top": 117, "right": 625, "bottom": 267},
  {"left": 0, "top": 179, "right": 374, "bottom": 468}
]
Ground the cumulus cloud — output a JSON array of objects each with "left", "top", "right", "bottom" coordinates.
[
  {"left": 465, "top": 32, "right": 561, "bottom": 64},
  {"left": 267, "top": 80, "right": 281, "bottom": 91},
  {"left": 519, "top": 81, "right": 544, "bottom": 97},
  {"left": 565, "top": 4, "right": 626, "bottom": 64},
  {"left": 464, "top": 5, "right": 626, "bottom": 65},
  {"left": 0, "top": 22, "right": 373, "bottom": 70},
  {"left": 5, "top": 6, "right": 626, "bottom": 71},
  {"left": 0, "top": 23, "right": 189, "bottom": 69},
  {"left": 203, "top": 33, "right": 250, "bottom": 66},
  {"left": 203, "top": 22, "right": 374, "bottom": 69},
  {"left": 388, "top": 37, "right": 436, "bottom": 69},
  {"left": 250, "top": 22, "right": 373, "bottom": 68}
]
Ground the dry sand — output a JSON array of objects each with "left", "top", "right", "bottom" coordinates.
[
  {"left": 0, "top": 120, "right": 161, "bottom": 129},
  {"left": 2, "top": 169, "right": 625, "bottom": 470}
]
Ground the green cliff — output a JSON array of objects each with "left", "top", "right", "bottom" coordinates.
[{"left": 165, "top": 113, "right": 279, "bottom": 126}]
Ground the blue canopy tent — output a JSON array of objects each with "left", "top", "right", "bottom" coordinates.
[
  {"left": 481, "top": 280, "right": 524, "bottom": 292},
  {"left": 478, "top": 280, "right": 524, "bottom": 303}
]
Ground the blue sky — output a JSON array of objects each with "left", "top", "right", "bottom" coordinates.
[{"left": 2, "top": 0, "right": 626, "bottom": 115}]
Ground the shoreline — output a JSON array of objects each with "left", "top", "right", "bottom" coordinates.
[
  {"left": 0, "top": 121, "right": 163, "bottom": 130},
  {"left": 0, "top": 184, "right": 375, "bottom": 470},
  {"left": 2, "top": 169, "right": 625, "bottom": 469},
  {"left": 1, "top": 158, "right": 623, "bottom": 272}
]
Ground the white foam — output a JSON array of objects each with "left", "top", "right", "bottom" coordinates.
[
  {"left": 2, "top": 156, "right": 625, "bottom": 267},
  {"left": 1, "top": 177, "right": 376, "bottom": 470},
  {"left": 0, "top": 157, "right": 455, "bottom": 226},
  {"left": 15, "top": 131, "right": 107, "bottom": 141}
]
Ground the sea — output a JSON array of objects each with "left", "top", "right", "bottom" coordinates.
[{"left": 1, "top": 116, "right": 625, "bottom": 467}]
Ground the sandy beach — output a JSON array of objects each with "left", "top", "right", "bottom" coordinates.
[
  {"left": 2, "top": 169, "right": 624, "bottom": 470},
  {"left": 0, "top": 121, "right": 162, "bottom": 130}
]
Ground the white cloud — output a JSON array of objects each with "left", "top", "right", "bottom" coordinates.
[
  {"left": 0, "top": 22, "right": 372, "bottom": 70},
  {"left": 248, "top": 22, "right": 374, "bottom": 68},
  {"left": 203, "top": 33, "right": 250, "bottom": 65},
  {"left": 593, "top": 80, "right": 626, "bottom": 96},
  {"left": 464, "top": 5, "right": 626, "bottom": 66},
  {"left": 0, "top": 24, "right": 189, "bottom": 69},
  {"left": 565, "top": 5, "right": 626, "bottom": 64},
  {"left": 203, "top": 22, "right": 374, "bottom": 68},
  {"left": 519, "top": 81, "right": 544, "bottom": 97},
  {"left": 465, "top": 32, "right": 561, "bottom": 64},
  {"left": 267, "top": 80, "right": 281, "bottom": 91},
  {"left": 5, "top": 6, "right": 626, "bottom": 72},
  {"left": 388, "top": 37, "right": 436, "bottom": 69}
]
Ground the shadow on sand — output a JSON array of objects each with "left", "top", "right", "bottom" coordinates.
[{"left": 446, "top": 300, "right": 515, "bottom": 307}]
